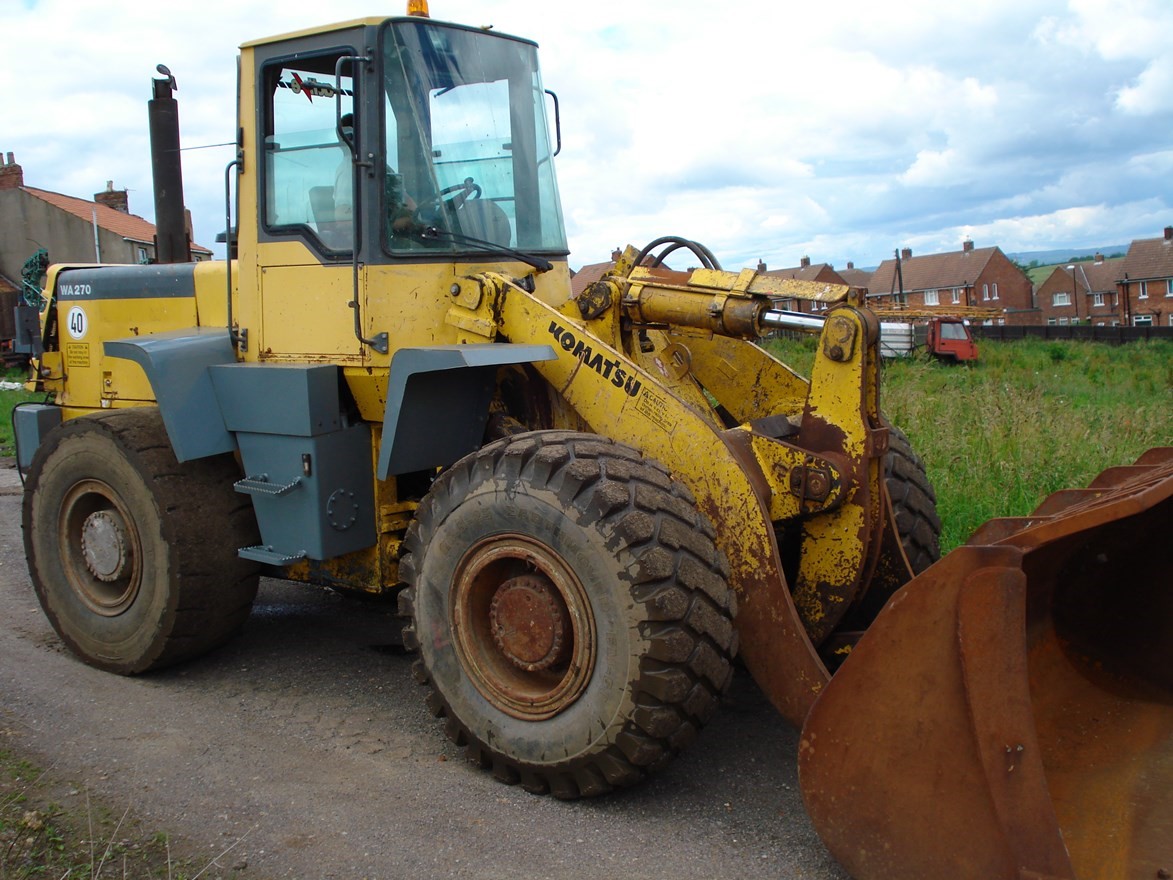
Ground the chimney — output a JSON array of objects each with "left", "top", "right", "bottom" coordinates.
[
  {"left": 847, "top": 261, "right": 855, "bottom": 270},
  {"left": 962, "top": 238, "right": 974, "bottom": 252},
  {"left": 1094, "top": 252, "right": 1104, "bottom": 264},
  {"left": 0, "top": 152, "right": 24, "bottom": 190},
  {"left": 611, "top": 248, "right": 621, "bottom": 262},
  {"left": 800, "top": 256, "right": 811, "bottom": 268},
  {"left": 901, "top": 247, "right": 912, "bottom": 260},
  {"left": 756, "top": 259, "right": 767, "bottom": 272},
  {"left": 94, "top": 180, "right": 130, "bottom": 213},
  {"left": 1165, "top": 226, "right": 1172, "bottom": 241}
]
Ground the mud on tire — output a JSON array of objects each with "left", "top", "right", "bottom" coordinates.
[
  {"left": 22, "top": 408, "right": 261, "bottom": 674},
  {"left": 399, "top": 431, "right": 737, "bottom": 799}
]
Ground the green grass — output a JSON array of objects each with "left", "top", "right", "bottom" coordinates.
[
  {"left": 762, "top": 337, "right": 1172, "bottom": 550},
  {"left": 0, "top": 747, "right": 226, "bottom": 880},
  {"left": 0, "top": 368, "right": 40, "bottom": 458}
]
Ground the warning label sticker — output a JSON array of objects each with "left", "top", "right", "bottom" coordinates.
[
  {"left": 635, "top": 388, "right": 674, "bottom": 433},
  {"left": 65, "top": 343, "right": 90, "bottom": 368}
]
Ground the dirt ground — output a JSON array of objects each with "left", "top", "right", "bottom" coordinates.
[{"left": 0, "top": 466, "right": 848, "bottom": 880}]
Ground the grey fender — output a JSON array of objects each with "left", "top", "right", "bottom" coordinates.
[
  {"left": 104, "top": 328, "right": 237, "bottom": 462},
  {"left": 378, "top": 344, "right": 556, "bottom": 479}
]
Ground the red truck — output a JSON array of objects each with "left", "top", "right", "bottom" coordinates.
[{"left": 920, "top": 316, "right": 979, "bottom": 362}]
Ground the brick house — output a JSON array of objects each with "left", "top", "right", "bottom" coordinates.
[
  {"left": 867, "top": 240, "right": 1037, "bottom": 324},
  {"left": 1036, "top": 255, "right": 1125, "bottom": 326},
  {"left": 760, "top": 257, "right": 851, "bottom": 313},
  {"left": 0, "top": 152, "right": 211, "bottom": 292},
  {"left": 836, "top": 262, "right": 872, "bottom": 294},
  {"left": 1119, "top": 227, "right": 1173, "bottom": 327}
]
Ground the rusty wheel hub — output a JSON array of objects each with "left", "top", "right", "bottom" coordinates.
[
  {"left": 451, "top": 535, "right": 595, "bottom": 721},
  {"left": 489, "top": 574, "right": 572, "bottom": 673}
]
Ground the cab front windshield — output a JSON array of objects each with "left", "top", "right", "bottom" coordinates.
[
  {"left": 939, "top": 322, "right": 969, "bottom": 341},
  {"left": 381, "top": 20, "right": 566, "bottom": 255}
]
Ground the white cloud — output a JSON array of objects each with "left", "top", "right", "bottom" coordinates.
[
  {"left": 1116, "top": 56, "right": 1173, "bottom": 114},
  {"left": 901, "top": 149, "right": 963, "bottom": 187},
  {"left": 0, "top": 0, "right": 1169, "bottom": 272}
]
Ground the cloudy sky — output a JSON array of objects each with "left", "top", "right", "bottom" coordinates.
[{"left": 3, "top": 0, "right": 1171, "bottom": 271}]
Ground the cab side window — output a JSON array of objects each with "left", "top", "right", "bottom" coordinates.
[{"left": 262, "top": 57, "right": 355, "bottom": 251}]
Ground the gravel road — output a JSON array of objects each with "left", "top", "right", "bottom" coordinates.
[{"left": 0, "top": 464, "right": 849, "bottom": 880}]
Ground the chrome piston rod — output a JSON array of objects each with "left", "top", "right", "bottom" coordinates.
[{"left": 761, "top": 309, "right": 828, "bottom": 334}]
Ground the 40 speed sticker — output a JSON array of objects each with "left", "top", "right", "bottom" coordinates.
[{"left": 66, "top": 306, "right": 87, "bottom": 340}]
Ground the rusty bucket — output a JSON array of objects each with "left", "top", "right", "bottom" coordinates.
[{"left": 799, "top": 448, "right": 1173, "bottom": 880}]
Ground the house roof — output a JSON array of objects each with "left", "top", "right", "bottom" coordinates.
[
  {"left": 20, "top": 186, "right": 213, "bottom": 256},
  {"left": 1121, "top": 232, "right": 1173, "bottom": 282},
  {"left": 870, "top": 247, "right": 999, "bottom": 295},
  {"left": 1072, "top": 257, "right": 1124, "bottom": 294},
  {"left": 570, "top": 254, "right": 680, "bottom": 298},
  {"left": 837, "top": 267, "right": 872, "bottom": 289},
  {"left": 570, "top": 259, "right": 614, "bottom": 298},
  {"left": 0, "top": 274, "right": 18, "bottom": 296},
  {"left": 762, "top": 263, "right": 842, "bottom": 284}
]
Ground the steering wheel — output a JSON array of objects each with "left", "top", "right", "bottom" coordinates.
[{"left": 412, "top": 177, "right": 482, "bottom": 228}]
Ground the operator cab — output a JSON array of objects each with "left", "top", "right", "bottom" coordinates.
[{"left": 255, "top": 16, "right": 568, "bottom": 265}]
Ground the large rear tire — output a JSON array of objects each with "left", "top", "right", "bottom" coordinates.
[
  {"left": 400, "top": 431, "right": 737, "bottom": 799},
  {"left": 22, "top": 409, "right": 260, "bottom": 674}
]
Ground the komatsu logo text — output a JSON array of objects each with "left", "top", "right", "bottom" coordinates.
[{"left": 548, "top": 321, "right": 642, "bottom": 398}]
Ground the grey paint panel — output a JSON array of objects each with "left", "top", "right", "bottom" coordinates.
[
  {"left": 234, "top": 424, "right": 376, "bottom": 562},
  {"left": 209, "top": 363, "right": 342, "bottom": 437},
  {"left": 56, "top": 264, "right": 197, "bottom": 301},
  {"left": 378, "top": 343, "right": 556, "bottom": 478},
  {"left": 104, "top": 328, "right": 237, "bottom": 462},
  {"left": 13, "top": 404, "right": 62, "bottom": 471}
]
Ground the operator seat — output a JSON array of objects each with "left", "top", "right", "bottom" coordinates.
[
  {"left": 308, "top": 186, "right": 349, "bottom": 249},
  {"left": 456, "top": 198, "right": 512, "bottom": 247}
]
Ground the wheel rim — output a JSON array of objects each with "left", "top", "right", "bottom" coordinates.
[
  {"left": 57, "top": 479, "right": 143, "bottom": 616},
  {"left": 450, "top": 534, "right": 596, "bottom": 721}
]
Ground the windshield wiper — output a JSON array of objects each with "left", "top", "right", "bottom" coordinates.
[{"left": 413, "top": 225, "right": 554, "bottom": 273}]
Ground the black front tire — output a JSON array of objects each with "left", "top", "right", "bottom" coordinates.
[
  {"left": 884, "top": 423, "right": 941, "bottom": 575},
  {"left": 22, "top": 409, "right": 260, "bottom": 674},
  {"left": 400, "top": 431, "right": 737, "bottom": 799}
]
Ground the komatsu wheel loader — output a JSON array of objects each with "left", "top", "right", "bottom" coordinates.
[{"left": 13, "top": 7, "right": 1170, "bottom": 879}]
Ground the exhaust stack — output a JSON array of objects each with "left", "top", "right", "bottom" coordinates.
[{"left": 148, "top": 65, "right": 191, "bottom": 263}]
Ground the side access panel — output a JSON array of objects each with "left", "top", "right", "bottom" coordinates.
[{"left": 209, "top": 363, "right": 376, "bottom": 565}]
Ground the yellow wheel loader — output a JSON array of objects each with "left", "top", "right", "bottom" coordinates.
[{"left": 12, "top": 8, "right": 1170, "bottom": 878}]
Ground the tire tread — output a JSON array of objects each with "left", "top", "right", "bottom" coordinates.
[{"left": 400, "top": 430, "right": 736, "bottom": 800}]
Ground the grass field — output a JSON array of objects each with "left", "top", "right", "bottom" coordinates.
[{"left": 763, "top": 336, "right": 1173, "bottom": 550}]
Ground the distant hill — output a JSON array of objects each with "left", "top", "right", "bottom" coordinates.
[{"left": 1006, "top": 245, "right": 1129, "bottom": 266}]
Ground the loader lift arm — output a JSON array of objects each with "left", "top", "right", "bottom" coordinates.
[{"left": 486, "top": 246, "right": 901, "bottom": 723}]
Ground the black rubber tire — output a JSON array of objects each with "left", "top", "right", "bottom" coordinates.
[
  {"left": 22, "top": 408, "right": 261, "bottom": 674},
  {"left": 399, "top": 431, "right": 737, "bottom": 799},
  {"left": 884, "top": 423, "right": 941, "bottom": 575}
]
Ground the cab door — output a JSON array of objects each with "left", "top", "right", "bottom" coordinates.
[{"left": 253, "top": 38, "right": 368, "bottom": 364}]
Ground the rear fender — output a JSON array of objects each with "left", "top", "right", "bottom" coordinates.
[{"left": 104, "top": 327, "right": 236, "bottom": 462}]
